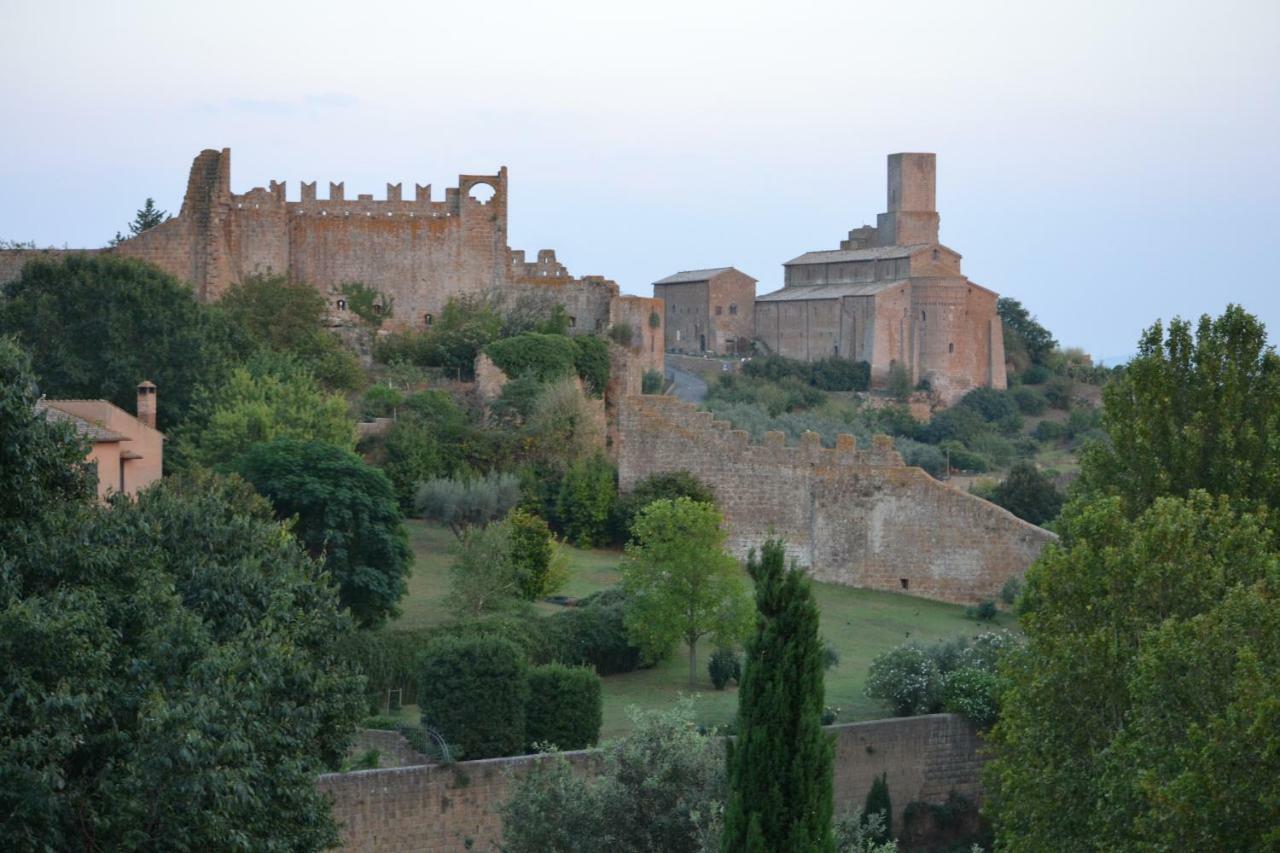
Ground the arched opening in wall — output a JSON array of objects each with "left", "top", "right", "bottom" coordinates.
[
  {"left": 568, "top": 315, "right": 577, "bottom": 328},
  {"left": 424, "top": 313, "right": 433, "bottom": 326},
  {"left": 700, "top": 334, "right": 706, "bottom": 351},
  {"left": 467, "top": 182, "right": 496, "bottom": 204},
  {"left": 373, "top": 303, "right": 383, "bottom": 316},
  {"left": 336, "top": 299, "right": 347, "bottom": 311},
  {"left": 921, "top": 310, "right": 927, "bottom": 322},
  {"left": 948, "top": 342, "right": 954, "bottom": 353}
]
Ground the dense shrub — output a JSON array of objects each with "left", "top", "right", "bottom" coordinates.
[
  {"left": 810, "top": 357, "right": 871, "bottom": 391},
  {"left": 989, "top": 461, "right": 1065, "bottom": 525},
  {"left": 607, "top": 323, "right": 634, "bottom": 347},
  {"left": 572, "top": 335, "right": 611, "bottom": 397},
  {"left": 866, "top": 632, "right": 1021, "bottom": 725},
  {"left": 897, "top": 439, "right": 947, "bottom": 477},
  {"left": 941, "top": 667, "right": 1001, "bottom": 728},
  {"left": 362, "top": 384, "right": 404, "bottom": 419},
  {"left": 554, "top": 454, "right": 617, "bottom": 546},
  {"left": 419, "top": 635, "right": 529, "bottom": 759},
  {"left": 865, "top": 644, "right": 943, "bottom": 716},
  {"left": 525, "top": 664, "right": 603, "bottom": 750},
  {"left": 921, "top": 407, "right": 986, "bottom": 445},
  {"left": 545, "top": 588, "right": 646, "bottom": 675},
  {"left": 938, "top": 441, "right": 991, "bottom": 473},
  {"left": 1044, "top": 376, "right": 1075, "bottom": 410},
  {"left": 338, "top": 628, "right": 434, "bottom": 710},
  {"left": 742, "top": 353, "right": 811, "bottom": 382},
  {"left": 374, "top": 295, "right": 503, "bottom": 379},
  {"left": 873, "top": 405, "right": 921, "bottom": 439},
  {"left": 1009, "top": 385, "right": 1048, "bottom": 415},
  {"left": 416, "top": 471, "right": 522, "bottom": 537},
  {"left": 641, "top": 369, "right": 664, "bottom": 394},
  {"left": 509, "top": 508, "right": 568, "bottom": 600},
  {"left": 958, "top": 387, "right": 1018, "bottom": 423},
  {"left": 611, "top": 470, "right": 715, "bottom": 543},
  {"left": 485, "top": 332, "right": 577, "bottom": 383},
  {"left": 1032, "top": 419, "right": 1068, "bottom": 442},
  {"left": 863, "top": 772, "right": 893, "bottom": 842},
  {"left": 1000, "top": 575, "right": 1024, "bottom": 606},
  {"left": 886, "top": 364, "right": 913, "bottom": 400},
  {"left": 708, "top": 647, "right": 742, "bottom": 690},
  {"left": 1021, "top": 364, "right": 1052, "bottom": 385}
]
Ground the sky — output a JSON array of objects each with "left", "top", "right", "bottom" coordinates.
[{"left": 2, "top": 0, "right": 1277, "bottom": 360}]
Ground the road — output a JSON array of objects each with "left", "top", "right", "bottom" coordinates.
[{"left": 665, "top": 366, "right": 708, "bottom": 403}]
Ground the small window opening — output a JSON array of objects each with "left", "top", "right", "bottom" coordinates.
[
  {"left": 729, "top": 304, "right": 738, "bottom": 315},
  {"left": 921, "top": 310, "right": 927, "bottom": 322},
  {"left": 568, "top": 315, "right": 577, "bottom": 328},
  {"left": 424, "top": 313, "right": 434, "bottom": 326},
  {"left": 948, "top": 342, "right": 954, "bottom": 353},
  {"left": 373, "top": 303, "right": 383, "bottom": 315},
  {"left": 336, "top": 298, "right": 347, "bottom": 311},
  {"left": 900, "top": 578, "right": 909, "bottom": 590},
  {"left": 715, "top": 305, "right": 723, "bottom": 316}
]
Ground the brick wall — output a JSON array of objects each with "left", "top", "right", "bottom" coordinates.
[
  {"left": 617, "top": 395, "right": 1052, "bottom": 604},
  {"left": 318, "top": 714, "right": 985, "bottom": 852}
]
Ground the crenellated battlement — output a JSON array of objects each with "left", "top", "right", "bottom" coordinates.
[{"left": 221, "top": 169, "right": 508, "bottom": 220}]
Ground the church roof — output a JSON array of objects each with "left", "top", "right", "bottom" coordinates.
[
  {"left": 653, "top": 267, "right": 736, "bottom": 285},
  {"left": 755, "top": 280, "right": 906, "bottom": 302},
  {"left": 783, "top": 246, "right": 926, "bottom": 266}
]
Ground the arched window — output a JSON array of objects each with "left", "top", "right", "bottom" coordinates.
[
  {"left": 921, "top": 310, "right": 927, "bottom": 322},
  {"left": 336, "top": 299, "right": 347, "bottom": 311},
  {"left": 424, "top": 313, "right": 434, "bottom": 326}
]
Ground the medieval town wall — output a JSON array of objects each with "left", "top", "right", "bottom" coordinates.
[
  {"left": 317, "top": 714, "right": 985, "bottom": 852},
  {"left": 617, "top": 395, "right": 1052, "bottom": 604}
]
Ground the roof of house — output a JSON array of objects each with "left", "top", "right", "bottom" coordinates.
[
  {"left": 34, "top": 400, "right": 126, "bottom": 442},
  {"left": 755, "top": 280, "right": 907, "bottom": 302},
  {"left": 653, "top": 267, "right": 749, "bottom": 285},
  {"left": 783, "top": 246, "right": 926, "bottom": 266}
]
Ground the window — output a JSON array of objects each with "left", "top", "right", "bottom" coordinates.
[
  {"left": 424, "top": 313, "right": 433, "bottom": 326},
  {"left": 932, "top": 248, "right": 940, "bottom": 261},
  {"left": 715, "top": 306, "right": 723, "bottom": 316},
  {"left": 336, "top": 299, "right": 347, "bottom": 311},
  {"left": 900, "top": 578, "right": 909, "bottom": 590},
  {"left": 921, "top": 310, "right": 926, "bottom": 322},
  {"left": 833, "top": 344, "right": 839, "bottom": 355},
  {"left": 729, "top": 304, "right": 738, "bottom": 315},
  {"left": 568, "top": 315, "right": 577, "bottom": 328},
  {"left": 373, "top": 303, "right": 383, "bottom": 315},
  {"left": 948, "top": 342, "right": 954, "bottom": 353}
]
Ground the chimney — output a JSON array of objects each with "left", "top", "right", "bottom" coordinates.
[{"left": 137, "top": 381, "right": 157, "bottom": 429}]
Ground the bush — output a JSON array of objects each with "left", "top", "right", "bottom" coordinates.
[
  {"left": 361, "top": 384, "right": 404, "bottom": 419},
  {"left": 921, "top": 407, "right": 986, "bottom": 445},
  {"left": 607, "top": 323, "right": 634, "bottom": 347},
  {"left": 708, "top": 647, "right": 742, "bottom": 690},
  {"left": 811, "top": 357, "right": 871, "bottom": 392},
  {"left": 611, "top": 470, "right": 715, "bottom": 543},
  {"left": 485, "top": 332, "right": 577, "bottom": 383},
  {"left": 1000, "top": 575, "right": 1024, "bottom": 606},
  {"left": 941, "top": 667, "right": 1002, "bottom": 728},
  {"left": 525, "top": 664, "right": 603, "bottom": 751},
  {"left": 989, "top": 461, "right": 1065, "bottom": 525},
  {"left": 545, "top": 588, "right": 646, "bottom": 675},
  {"left": 897, "top": 440, "right": 947, "bottom": 477},
  {"left": 958, "top": 387, "right": 1018, "bottom": 423},
  {"left": 863, "top": 772, "right": 893, "bottom": 843},
  {"left": 1010, "top": 385, "right": 1048, "bottom": 415},
  {"left": 1044, "top": 376, "right": 1075, "bottom": 410},
  {"left": 938, "top": 441, "right": 991, "bottom": 473},
  {"left": 572, "top": 335, "right": 611, "bottom": 397},
  {"left": 865, "top": 644, "right": 943, "bottom": 716},
  {"left": 555, "top": 454, "right": 617, "bottom": 546},
  {"left": 641, "top": 369, "right": 664, "bottom": 394},
  {"left": 1021, "top": 364, "right": 1052, "bottom": 385},
  {"left": 416, "top": 471, "right": 522, "bottom": 537},
  {"left": 886, "top": 363, "right": 913, "bottom": 401},
  {"left": 743, "top": 354, "right": 810, "bottom": 382},
  {"left": 418, "top": 635, "right": 529, "bottom": 759},
  {"left": 969, "top": 600, "right": 999, "bottom": 621},
  {"left": 509, "top": 509, "right": 568, "bottom": 600},
  {"left": 1032, "top": 419, "right": 1067, "bottom": 442}
]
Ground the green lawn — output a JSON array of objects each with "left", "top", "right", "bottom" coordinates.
[{"left": 390, "top": 519, "right": 1014, "bottom": 738}]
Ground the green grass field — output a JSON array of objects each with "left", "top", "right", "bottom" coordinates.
[{"left": 390, "top": 519, "right": 1014, "bottom": 738}]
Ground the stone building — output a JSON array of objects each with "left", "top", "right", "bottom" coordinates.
[
  {"left": 35, "top": 382, "right": 164, "bottom": 500},
  {"left": 0, "top": 149, "right": 659, "bottom": 371},
  {"left": 652, "top": 267, "right": 756, "bottom": 354},
  {"left": 754, "top": 153, "right": 1006, "bottom": 402}
]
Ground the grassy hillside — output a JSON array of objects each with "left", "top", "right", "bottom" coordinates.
[{"left": 391, "top": 520, "right": 1014, "bottom": 738}]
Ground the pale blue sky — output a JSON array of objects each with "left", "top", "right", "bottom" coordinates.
[{"left": 2, "top": 0, "right": 1277, "bottom": 359}]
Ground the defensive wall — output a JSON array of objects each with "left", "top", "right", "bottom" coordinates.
[
  {"left": 617, "top": 395, "right": 1053, "bottom": 603},
  {"left": 318, "top": 713, "right": 985, "bottom": 852}
]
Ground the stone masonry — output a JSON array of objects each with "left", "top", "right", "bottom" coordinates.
[
  {"left": 617, "top": 395, "right": 1053, "bottom": 604},
  {"left": 755, "top": 153, "right": 1007, "bottom": 403},
  {"left": 652, "top": 266, "right": 757, "bottom": 354},
  {"left": 317, "top": 714, "right": 985, "bottom": 852}
]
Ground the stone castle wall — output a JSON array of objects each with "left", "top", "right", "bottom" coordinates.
[
  {"left": 617, "top": 395, "right": 1052, "bottom": 603},
  {"left": 318, "top": 714, "right": 985, "bottom": 852}
]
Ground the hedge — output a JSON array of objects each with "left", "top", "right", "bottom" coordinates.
[
  {"left": 525, "top": 663, "right": 603, "bottom": 750},
  {"left": 484, "top": 333, "right": 578, "bottom": 383},
  {"left": 418, "top": 635, "right": 529, "bottom": 759}
]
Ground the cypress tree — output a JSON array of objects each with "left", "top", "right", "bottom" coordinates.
[
  {"left": 863, "top": 772, "right": 892, "bottom": 842},
  {"left": 723, "top": 539, "right": 834, "bottom": 852}
]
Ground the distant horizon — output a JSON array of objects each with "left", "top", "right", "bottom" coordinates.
[{"left": 3, "top": 0, "right": 1277, "bottom": 359}]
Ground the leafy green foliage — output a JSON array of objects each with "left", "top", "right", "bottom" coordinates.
[
  {"left": 236, "top": 438, "right": 411, "bottom": 628},
  {"left": 526, "top": 379, "right": 606, "bottom": 470},
  {"left": 988, "top": 461, "right": 1064, "bottom": 525},
  {"left": 546, "top": 587, "right": 647, "bottom": 675},
  {"left": 642, "top": 369, "right": 664, "bottom": 394},
  {"left": 339, "top": 281, "right": 393, "bottom": 327},
  {"left": 0, "top": 337, "right": 94, "bottom": 540},
  {"left": 509, "top": 508, "right": 569, "bottom": 600},
  {"left": 0, "top": 254, "right": 245, "bottom": 431},
  {"left": 865, "top": 643, "right": 941, "bottom": 717},
  {"left": 374, "top": 294, "right": 503, "bottom": 379},
  {"left": 886, "top": 363, "right": 913, "bottom": 401},
  {"left": 501, "top": 702, "right": 726, "bottom": 853},
  {"left": 446, "top": 513, "right": 567, "bottom": 616},
  {"left": 525, "top": 664, "right": 603, "bottom": 750},
  {"left": 986, "top": 493, "right": 1280, "bottom": 851},
  {"left": 1079, "top": 304, "right": 1280, "bottom": 520},
  {"left": 0, "top": 472, "right": 365, "bottom": 851},
  {"left": 622, "top": 498, "right": 754, "bottom": 686},
  {"left": 217, "top": 274, "right": 362, "bottom": 389},
  {"left": 555, "top": 453, "right": 617, "bottom": 546},
  {"left": 172, "top": 352, "right": 355, "bottom": 471},
  {"left": 863, "top": 773, "right": 892, "bottom": 843},
  {"left": 708, "top": 647, "right": 742, "bottom": 690},
  {"left": 834, "top": 810, "right": 898, "bottom": 853},
  {"left": 866, "top": 632, "right": 1018, "bottom": 725},
  {"left": 611, "top": 469, "right": 716, "bottom": 544},
  {"left": 485, "top": 332, "right": 578, "bottom": 383},
  {"left": 1009, "top": 384, "right": 1047, "bottom": 415},
  {"left": 419, "top": 635, "right": 529, "bottom": 759},
  {"left": 372, "top": 389, "right": 475, "bottom": 510},
  {"left": 724, "top": 539, "right": 834, "bottom": 852},
  {"left": 957, "top": 386, "right": 1018, "bottom": 423},
  {"left": 573, "top": 335, "right": 611, "bottom": 397},
  {"left": 998, "top": 297, "right": 1057, "bottom": 371},
  {"left": 415, "top": 470, "right": 521, "bottom": 537}
]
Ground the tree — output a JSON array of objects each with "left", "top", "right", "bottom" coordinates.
[
  {"left": 236, "top": 438, "right": 411, "bottom": 628},
  {"left": 1079, "top": 304, "right": 1280, "bottom": 520},
  {"left": 526, "top": 378, "right": 606, "bottom": 470},
  {"left": 554, "top": 453, "right": 617, "bottom": 546},
  {"left": 985, "top": 492, "right": 1280, "bottom": 851},
  {"left": 0, "top": 254, "right": 244, "bottom": 431},
  {"left": 988, "top": 461, "right": 1064, "bottom": 525},
  {"left": 621, "top": 498, "right": 754, "bottom": 686},
  {"left": 172, "top": 352, "right": 355, "bottom": 471},
  {"left": 501, "top": 701, "right": 725, "bottom": 853},
  {"left": 110, "top": 198, "right": 169, "bottom": 245},
  {"left": 416, "top": 470, "right": 522, "bottom": 538},
  {"left": 0, "top": 336, "right": 95, "bottom": 544},
  {"left": 611, "top": 469, "right": 716, "bottom": 543},
  {"left": 217, "top": 274, "right": 362, "bottom": 390},
  {"left": 0, "top": 472, "right": 365, "bottom": 851},
  {"left": 862, "top": 773, "right": 892, "bottom": 844},
  {"left": 418, "top": 635, "right": 529, "bottom": 760},
  {"left": 723, "top": 539, "right": 834, "bottom": 852},
  {"left": 997, "top": 297, "right": 1057, "bottom": 370},
  {"left": 509, "top": 508, "right": 569, "bottom": 600}
]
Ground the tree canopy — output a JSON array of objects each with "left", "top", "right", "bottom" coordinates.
[
  {"left": 1079, "top": 304, "right": 1280, "bottom": 519},
  {"left": 985, "top": 492, "right": 1280, "bottom": 851},
  {"left": 0, "top": 254, "right": 245, "bottom": 431},
  {"left": 621, "top": 497, "right": 754, "bottom": 686},
  {"left": 997, "top": 297, "right": 1057, "bottom": 370},
  {"left": 989, "top": 461, "right": 1064, "bottom": 526},
  {"left": 236, "top": 438, "right": 411, "bottom": 628},
  {"left": 0, "top": 468, "right": 365, "bottom": 851}
]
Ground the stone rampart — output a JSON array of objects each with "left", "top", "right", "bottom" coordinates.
[
  {"left": 617, "top": 395, "right": 1052, "bottom": 603},
  {"left": 318, "top": 714, "right": 985, "bottom": 852}
]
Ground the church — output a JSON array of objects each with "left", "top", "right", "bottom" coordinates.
[{"left": 754, "top": 153, "right": 1007, "bottom": 402}]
